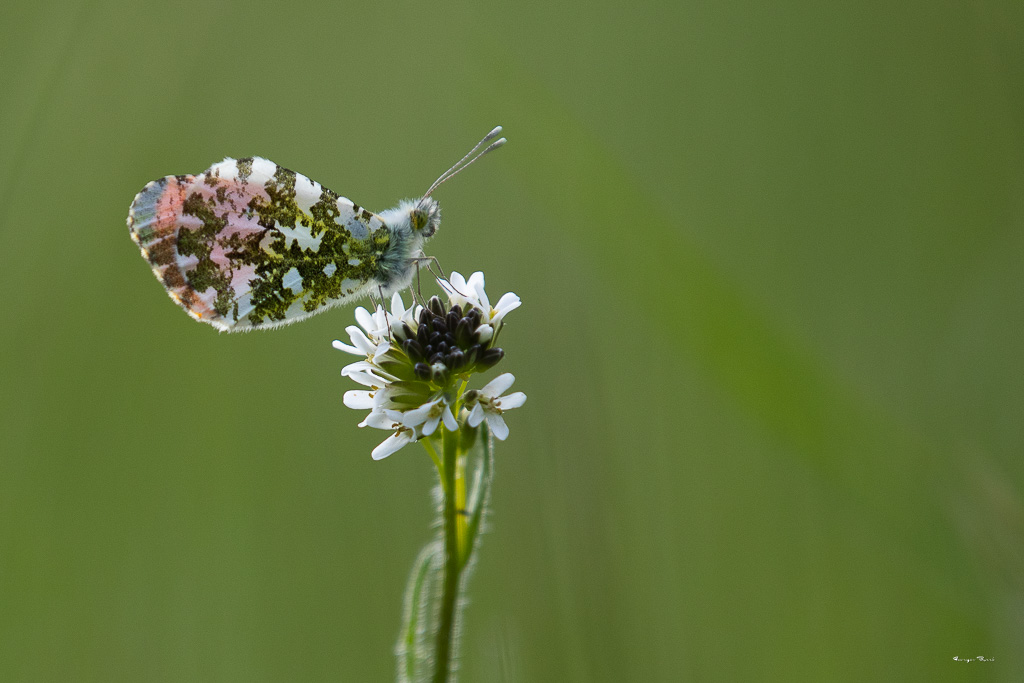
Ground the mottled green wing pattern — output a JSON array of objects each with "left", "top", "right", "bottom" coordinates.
[{"left": 127, "top": 157, "right": 393, "bottom": 331}]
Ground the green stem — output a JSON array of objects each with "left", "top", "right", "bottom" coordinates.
[
  {"left": 455, "top": 450, "right": 467, "bottom": 558},
  {"left": 432, "top": 422, "right": 461, "bottom": 683}
]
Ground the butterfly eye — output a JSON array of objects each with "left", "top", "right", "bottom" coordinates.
[{"left": 411, "top": 209, "right": 428, "bottom": 232}]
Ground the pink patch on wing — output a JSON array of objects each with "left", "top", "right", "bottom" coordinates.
[
  {"left": 189, "top": 177, "right": 268, "bottom": 297},
  {"left": 154, "top": 176, "right": 194, "bottom": 236}
]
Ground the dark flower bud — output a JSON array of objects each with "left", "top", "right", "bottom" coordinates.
[
  {"left": 416, "top": 324, "right": 430, "bottom": 346},
  {"left": 450, "top": 304, "right": 463, "bottom": 318},
  {"left": 478, "top": 347, "right": 504, "bottom": 368},
  {"left": 455, "top": 318, "right": 472, "bottom": 346},
  {"left": 428, "top": 296, "right": 446, "bottom": 317},
  {"left": 403, "top": 338, "right": 425, "bottom": 361},
  {"left": 447, "top": 348, "right": 465, "bottom": 369},
  {"left": 413, "top": 363, "right": 432, "bottom": 380},
  {"left": 446, "top": 310, "right": 461, "bottom": 331}
]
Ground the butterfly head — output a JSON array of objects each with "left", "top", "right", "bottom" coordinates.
[
  {"left": 410, "top": 126, "right": 506, "bottom": 240},
  {"left": 411, "top": 197, "right": 441, "bottom": 238}
]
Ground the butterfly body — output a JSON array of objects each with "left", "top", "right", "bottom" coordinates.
[{"left": 128, "top": 157, "right": 439, "bottom": 332}]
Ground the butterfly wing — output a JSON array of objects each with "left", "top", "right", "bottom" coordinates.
[{"left": 128, "top": 157, "right": 391, "bottom": 331}]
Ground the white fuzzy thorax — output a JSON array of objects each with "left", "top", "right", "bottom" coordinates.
[{"left": 373, "top": 197, "right": 441, "bottom": 295}]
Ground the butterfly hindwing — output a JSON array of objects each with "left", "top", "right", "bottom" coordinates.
[{"left": 128, "top": 157, "right": 392, "bottom": 331}]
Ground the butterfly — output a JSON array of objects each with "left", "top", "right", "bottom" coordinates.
[{"left": 127, "top": 127, "right": 505, "bottom": 332}]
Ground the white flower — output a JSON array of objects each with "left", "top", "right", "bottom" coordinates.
[
  {"left": 401, "top": 397, "right": 458, "bottom": 436},
  {"left": 466, "top": 373, "right": 526, "bottom": 441},
  {"left": 440, "top": 271, "right": 486, "bottom": 312},
  {"left": 333, "top": 294, "right": 428, "bottom": 379},
  {"left": 334, "top": 293, "right": 423, "bottom": 358},
  {"left": 487, "top": 291, "right": 521, "bottom": 327},
  {"left": 360, "top": 409, "right": 421, "bottom": 460},
  {"left": 332, "top": 325, "right": 389, "bottom": 363},
  {"left": 441, "top": 271, "right": 521, "bottom": 327},
  {"left": 342, "top": 368, "right": 404, "bottom": 410},
  {"left": 386, "top": 292, "right": 421, "bottom": 332},
  {"left": 334, "top": 271, "right": 523, "bottom": 459},
  {"left": 355, "top": 305, "right": 389, "bottom": 340}
]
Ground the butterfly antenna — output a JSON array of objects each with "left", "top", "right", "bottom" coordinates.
[{"left": 419, "top": 126, "right": 506, "bottom": 204}]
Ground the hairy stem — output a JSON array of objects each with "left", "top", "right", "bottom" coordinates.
[{"left": 432, "top": 423, "right": 461, "bottom": 683}]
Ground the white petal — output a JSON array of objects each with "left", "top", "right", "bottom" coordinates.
[
  {"left": 421, "top": 415, "right": 441, "bottom": 436},
  {"left": 495, "top": 292, "right": 521, "bottom": 312},
  {"left": 372, "top": 386, "right": 403, "bottom": 408},
  {"left": 355, "top": 305, "right": 384, "bottom": 336},
  {"left": 346, "top": 326, "right": 377, "bottom": 355},
  {"left": 372, "top": 432, "right": 414, "bottom": 460},
  {"left": 401, "top": 401, "right": 436, "bottom": 428},
  {"left": 485, "top": 412, "right": 509, "bottom": 440},
  {"left": 441, "top": 406, "right": 458, "bottom": 431},
  {"left": 354, "top": 307, "right": 375, "bottom": 333},
  {"left": 467, "top": 271, "right": 486, "bottom": 292},
  {"left": 400, "top": 308, "right": 418, "bottom": 329},
  {"left": 443, "top": 271, "right": 482, "bottom": 309},
  {"left": 492, "top": 293, "right": 521, "bottom": 326},
  {"left": 481, "top": 373, "right": 515, "bottom": 398},
  {"left": 377, "top": 314, "right": 392, "bottom": 338},
  {"left": 390, "top": 292, "right": 406, "bottom": 316},
  {"left": 343, "top": 390, "right": 376, "bottom": 409},
  {"left": 467, "top": 403, "right": 485, "bottom": 428},
  {"left": 340, "top": 361, "right": 375, "bottom": 377},
  {"left": 476, "top": 324, "right": 494, "bottom": 343},
  {"left": 343, "top": 362, "right": 399, "bottom": 385},
  {"left": 360, "top": 410, "right": 396, "bottom": 430},
  {"left": 496, "top": 391, "right": 527, "bottom": 410},
  {"left": 472, "top": 281, "right": 490, "bottom": 313},
  {"left": 332, "top": 339, "right": 362, "bottom": 355},
  {"left": 440, "top": 277, "right": 462, "bottom": 299},
  {"left": 448, "top": 272, "right": 468, "bottom": 292},
  {"left": 403, "top": 305, "right": 425, "bottom": 329},
  {"left": 346, "top": 370, "right": 385, "bottom": 388},
  {"left": 372, "top": 341, "right": 391, "bottom": 362}
]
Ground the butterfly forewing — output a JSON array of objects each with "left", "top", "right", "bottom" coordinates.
[{"left": 128, "top": 157, "right": 390, "bottom": 331}]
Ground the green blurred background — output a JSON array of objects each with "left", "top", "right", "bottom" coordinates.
[{"left": 2, "top": 0, "right": 1022, "bottom": 680}]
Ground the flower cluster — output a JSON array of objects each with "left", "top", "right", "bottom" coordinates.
[{"left": 334, "top": 271, "right": 525, "bottom": 459}]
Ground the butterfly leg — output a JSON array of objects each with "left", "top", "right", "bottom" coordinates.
[
  {"left": 376, "top": 284, "right": 398, "bottom": 343},
  {"left": 423, "top": 255, "right": 450, "bottom": 285},
  {"left": 408, "top": 253, "right": 441, "bottom": 306},
  {"left": 410, "top": 254, "right": 468, "bottom": 298},
  {"left": 413, "top": 261, "right": 425, "bottom": 308}
]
